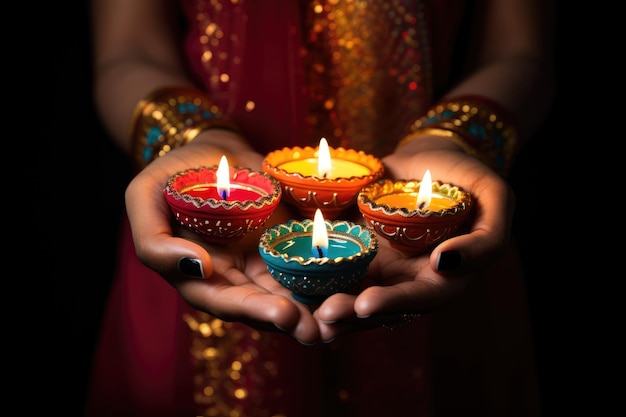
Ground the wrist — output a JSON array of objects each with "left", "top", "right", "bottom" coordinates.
[
  {"left": 130, "top": 86, "right": 240, "bottom": 170},
  {"left": 395, "top": 128, "right": 473, "bottom": 155},
  {"left": 396, "top": 96, "right": 519, "bottom": 176}
]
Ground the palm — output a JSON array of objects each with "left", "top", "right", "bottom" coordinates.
[{"left": 174, "top": 225, "right": 323, "bottom": 342}]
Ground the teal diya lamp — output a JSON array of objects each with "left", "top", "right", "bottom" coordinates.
[{"left": 259, "top": 209, "right": 378, "bottom": 305}]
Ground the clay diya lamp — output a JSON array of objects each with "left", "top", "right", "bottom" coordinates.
[
  {"left": 164, "top": 156, "right": 282, "bottom": 244},
  {"left": 357, "top": 170, "right": 472, "bottom": 255},
  {"left": 262, "top": 138, "right": 384, "bottom": 219},
  {"left": 259, "top": 209, "right": 378, "bottom": 305}
]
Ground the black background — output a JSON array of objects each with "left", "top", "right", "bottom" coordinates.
[{"left": 49, "top": 3, "right": 605, "bottom": 415}]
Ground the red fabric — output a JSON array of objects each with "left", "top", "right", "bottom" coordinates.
[
  {"left": 86, "top": 1, "right": 539, "bottom": 416},
  {"left": 86, "top": 218, "right": 432, "bottom": 417},
  {"left": 86, "top": 218, "right": 539, "bottom": 416},
  {"left": 182, "top": 0, "right": 308, "bottom": 153},
  {"left": 180, "top": 0, "right": 469, "bottom": 156},
  {"left": 84, "top": 218, "right": 196, "bottom": 417}
]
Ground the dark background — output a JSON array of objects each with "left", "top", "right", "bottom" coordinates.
[{"left": 50, "top": 3, "right": 601, "bottom": 415}]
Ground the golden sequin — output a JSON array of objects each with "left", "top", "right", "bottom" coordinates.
[
  {"left": 185, "top": 1, "right": 432, "bottom": 415},
  {"left": 192, "top": 0, "right": 431, "bottom": 156}
]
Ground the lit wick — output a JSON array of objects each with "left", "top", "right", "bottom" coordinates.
[
  {"left": 312, "top": 208, "right": 329, "bottom": 258},
  {"left": 416, "top": 169, "right": 432, "bottom": 211},
  {"left": 317, "top": 137, "right": 332, "bottom": 179},
  {"left": 216, "top": 155, "right": 231, "bottom": 201}
]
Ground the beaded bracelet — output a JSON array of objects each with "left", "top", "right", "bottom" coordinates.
[
  {"left": 396, "top": 95, "right": 519, "bottom": 176},
  {"left": 130, "top": 86, "right": 239, "bottom": 169}
]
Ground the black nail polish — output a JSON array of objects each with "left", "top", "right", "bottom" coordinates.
[
  {"left": 436, "top": 251, "right": 462, "bottom": 271},
  {"left": 178, "top": 257, "right": 204, "bottom": 278}
]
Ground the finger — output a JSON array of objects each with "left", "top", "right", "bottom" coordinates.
[
  {"left": 245, "top": 256, "right": 324, "bottom": 343},
  {"left": 315, "top": 292, "right": 357, "bottom": 323},
  {"left": 137, "top": 231, "right": 216, "bottom": 281},
  {"left": 352, "top": 276, "right": 468, "bottom": 318},
  {"left": 315, "top": 293, "right": 420, "bottom": 340},
  {"left": 430, "top": 179, "right": 515, "bottom": 275},
  {"left": 125, "top": 166, "right": 218, "bottom": 279},
  {"left": 314, "top": 293, "right": 369, "bottom": 341},
  {"left": 179, "top": 276, "right": 322, "bottom": 342}
]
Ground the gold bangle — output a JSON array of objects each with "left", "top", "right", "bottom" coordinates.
[
  {"left": 130, "top": 86, "right": 239, "bottom": 169},
  {"left": 396, "top": 127, "right": 480, "bottom": 158},
  {"left": 397, "top": 96, "right": 519, "bottom": 176}
]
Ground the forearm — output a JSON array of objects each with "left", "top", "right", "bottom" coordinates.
[
  {"left": 442, "top": 0, "right": 556, "bottom": 144},
  {"left": 395, "top": 0, "right": 555, "bottom": 176},
  {"left": 91, "top": 0, "right": 202, "bottom": 154},
  {"left": 93, "top": 58, "right": 197, "bottom": 154},
  {"left": 442, "top": 53, "right": 555, "bottom": 143}
]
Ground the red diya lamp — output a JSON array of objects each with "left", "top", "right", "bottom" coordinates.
[
  {"left": 357, "top": 170, "right": 472, "bottom": 255},
  {"left": 164, "top": 156, "right": 282, "bottom": 244},
  {"left": 262, "top": 138, "right": 384, "bottom": 219}
]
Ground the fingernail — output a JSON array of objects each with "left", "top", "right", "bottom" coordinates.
[
  {"left": 296, "top": 339, "right": 316, "bottom": 346},
  {"left": 178, "top": 257, "right": 204, "bottom": 278},
  {"left": 274, "top": 323, "right": 287, "bottom": 331},
  {"left": 436, "top": 250, "right": 463, "bottom": 271}
]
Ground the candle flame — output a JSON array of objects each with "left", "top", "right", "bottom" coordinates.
[
  {"left": 216, "top": 155, "right": 231, "bottom": 200},
  {"left": 317, "top": 137, "right": 332, "bottom": 178},
  {"left": 311, "top": 208, "right": 329, "bottom": 257},
  {"left": 416, "top": 169, "right": 432, "bottom": 210}
]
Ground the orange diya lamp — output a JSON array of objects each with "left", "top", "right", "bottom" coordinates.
[
  {"left": 357, "top": 170, "right": 472, "bottom": 255},
  {"left": 164, "top": 155, "right": 282, "bottom": 244},
  {"left": 262, "top": 138, "right": 384, "bottom": 219}
]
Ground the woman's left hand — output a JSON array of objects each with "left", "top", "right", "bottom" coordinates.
[{"left": 312, "top": 145, "right": 516, "bottom": 341}]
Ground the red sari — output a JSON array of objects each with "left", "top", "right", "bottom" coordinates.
[{"left": 85, "top": 1, "right": 540, "bottom": 416}]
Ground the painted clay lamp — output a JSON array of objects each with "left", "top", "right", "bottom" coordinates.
[
  {"left": 164, "top": 155, "right": 282, "bottom": 244},
  {"left": 357, "top": 170, "right": 472, "bottom": 255},
  {"left": 259, "top": 208, "right": 378, "bottom": 305},
  {"left": 262, "top": 138, "right": 384, "bottom": 219}
]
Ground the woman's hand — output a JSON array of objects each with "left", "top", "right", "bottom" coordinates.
[
  {"left": 124, "top": 129, "right": 516, "bottom": 344},
  {"left": 124, "top": 130, "right": 323, "bottom": 344},
  {"left": 169, "top": 224, "right": 324, "bottom": 344},
  {"left": 313, "top": 143, "right": 516, "bottom": 341}
]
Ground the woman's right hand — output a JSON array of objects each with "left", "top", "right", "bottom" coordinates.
[{"left": 124, "top": 129, "right": 323, "bottom": 344}]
